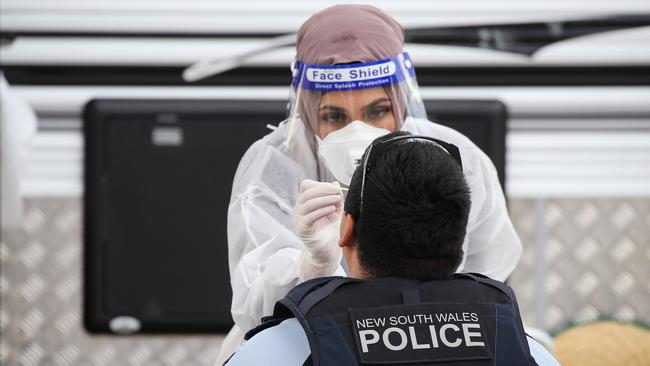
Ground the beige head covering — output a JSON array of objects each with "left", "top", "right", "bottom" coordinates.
[
  {"left": 555, "top": 321, "right": 650, "bottom": 366},
  {"left": 295, "top": 4, "right": 406, "bottom": 137}
]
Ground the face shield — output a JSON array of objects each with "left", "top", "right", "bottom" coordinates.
[{"left": 284, "top": 52, "right": 427, "bottom": 185}]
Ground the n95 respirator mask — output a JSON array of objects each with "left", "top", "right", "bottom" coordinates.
[{"left": 316, "top": 121, "right": 390, "bottom": 185}]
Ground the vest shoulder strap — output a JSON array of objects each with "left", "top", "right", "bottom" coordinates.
[
  {"left": 452, "top": 272, "right": 513, "bottom": 298},
  {"left": 244, "top": 276, "right": 357, "bottom": 341}
]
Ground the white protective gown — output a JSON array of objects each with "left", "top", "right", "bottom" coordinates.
[{"left": 218, "top": 116, "right": 522, "bottom": 364}]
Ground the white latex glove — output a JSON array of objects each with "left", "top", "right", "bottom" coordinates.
[{"left": 292, "top": 179, "right": 343, "bottom": 282}]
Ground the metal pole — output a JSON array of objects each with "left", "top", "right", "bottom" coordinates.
[{"left": 534, "top": 198, "right": 547, "bottom": 329}]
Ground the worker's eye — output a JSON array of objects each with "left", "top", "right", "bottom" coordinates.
[
  {"left": 365, "top": 106, "right": 391, "bottom": 120},
  {"left": 319, "top": 112, "right": 348, "bottom": 124}
]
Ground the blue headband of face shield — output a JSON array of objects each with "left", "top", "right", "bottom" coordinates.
[
  {"left": 357, "top": 135, "right": 463, "bottom": 213},
  {"left": 292, "top": 52, "right": 416, "bottom": 92}
]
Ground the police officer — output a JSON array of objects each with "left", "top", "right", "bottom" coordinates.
[{"left": 225, "top": 132, "right": 559, "bottom": 366}]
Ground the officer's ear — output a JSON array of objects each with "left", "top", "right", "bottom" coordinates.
[{"left": 339, "top": 213, "right": 357, "bottom": 248}]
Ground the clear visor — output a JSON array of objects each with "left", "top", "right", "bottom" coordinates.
[{"left": 284, "top": 52, "right": 427, "bottom": 147}]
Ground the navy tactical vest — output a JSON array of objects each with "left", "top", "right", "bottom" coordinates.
[{"left": 245, "top": 273, "right": 537, "bottom": 366}]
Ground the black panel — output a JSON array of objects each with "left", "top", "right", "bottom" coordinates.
[
  {"left": 83, "top": 98, "right": 506, "bottom": 334},
  {"left": 425, "top": 100, "right": 507, "bottom": 190},
  {"left": 84, "top": 99, "right": 286, "bottom": 333}
]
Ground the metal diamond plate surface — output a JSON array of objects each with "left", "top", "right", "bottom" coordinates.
[
  {"left": 508, "top": 198, "right": 650, "bottom": 332},
  {"left": 1, "top": 199, "right": 224, "bottom": 366},
  {"left": 2, "top": 198, "right": 649, "bottom": 364}
]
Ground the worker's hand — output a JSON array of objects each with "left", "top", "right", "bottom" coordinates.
[{"left": 292, "top": 179, "right": 343, "bottom": 281}]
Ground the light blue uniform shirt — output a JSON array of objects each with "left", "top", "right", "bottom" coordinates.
[{"left": 226, "top": 318, "right": 561, "bottom": 366}]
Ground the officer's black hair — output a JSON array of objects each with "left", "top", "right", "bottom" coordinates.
[{"left": 344, "top": 131, "right": 471, "bottom": 281}]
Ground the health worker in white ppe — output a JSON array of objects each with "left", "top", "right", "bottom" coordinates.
[{"left": 218, "top": 4, "right": 522, "bottom": 363}]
